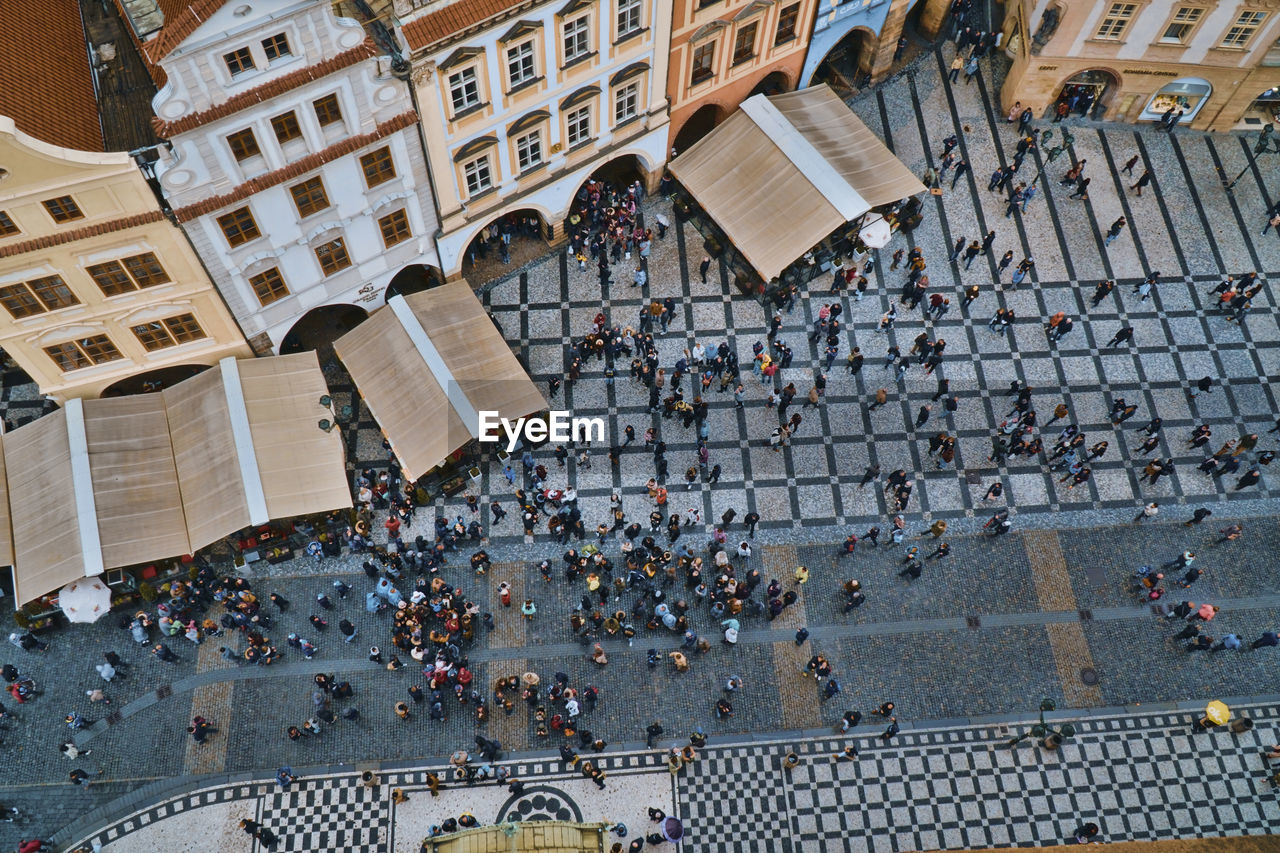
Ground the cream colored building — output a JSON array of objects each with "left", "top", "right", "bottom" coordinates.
[
  {"left": 397, "top": 0, "right": 674, "bottom": 279},
  {"left": 0, "top": 119, "right": 251, "bottom": 402},
  {"left": 1002, "top": 0, "right": 1280, "bottom": 130}
]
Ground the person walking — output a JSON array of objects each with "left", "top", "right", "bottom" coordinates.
[
  {"left": 1106, "top": 326, "right": 1134, "bottom": 348},
  {"left": 1133, "top": 502, "right": 1159, "bottom": 523},
  {"left": 1104, "top": 216, "right": 1126, "bottom": 246},
  {"left": 698, "top": 257, "right": 711, "bottom": 284},
  {"left": 1130, "top": 169, "right": 1152, "bottom": 196}
]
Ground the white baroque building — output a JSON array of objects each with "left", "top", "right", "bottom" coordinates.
[{"left": 135, "top": 0, "right": 442, "bottom": 353}]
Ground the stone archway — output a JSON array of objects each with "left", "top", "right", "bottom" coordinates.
[
  {"left": 673, "top": 103, "right": 723, "bottom": 156},
  {"left": 385, "top": 264, "right": 445, "bottom": 302},
  {"left": 460, "top": 208, "right": 552, "bottom": 283},
  {"left": 99, "top": 363, "right": 212, "bottom": 398},
  {"left": 1049, "top": 68, "right": 1121, "bottom": 120},
  {"left": 811, "top": 27, "right": 877, "bottom": 97},
  {"left": 748, "top": 70, "right": 791, "bottom": 98},
  {"left": 279, "top": 304, "right": 370, "bottom": 360}
]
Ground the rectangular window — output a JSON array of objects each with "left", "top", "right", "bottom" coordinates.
[
  {"left": 313, "top": 93, "right": 343, "bottom": 127},
  {"left": 249, "top": 267, "right": 289, "bottom": 305},
  {"left": 507, "top": 41, "right": 536, "bottom": 87},
  {"left": 0, "top": 211, "right": 17, "bottom": 236},
  {"left": 448, "top": 67, "right": 481, "bottom": 113},
  {"left": 1222, "top": 10, "right": 1267, "bottom": 47},
  {"left": 567, "top": 105, "right": 591, "bottom": 146},
  {"left": 132, "top": 314, "right": 205, "bottom": 351},
  {"left": 378, "top": 209, "right": 412, "bottom": 248},
  {"left": 217, "top": 207, "right": 260, "bottom": 248},
  {"left": 315, "top": 237, "right": 352, "bottom": 276},
  {"left": 516, "top": 130, "right": 543, "bottom": 171},
  {"left": 0, "top": 284, "right": 42, "bottom": 318},
  {"left": 775, "top": 4, "right": 799, "bottom": 43},
  {"left": 223, "top": 46, "right": 255, "bottom": 76},
  {"left": 87, "top": 261, "right": 134, "bottom": 296},
  {"left": 360, "top": 147, "right": 397, "bottom": 188},
  {"left": 463, "top": 155, "right": 492, "bottom": 195},
  {"left": 1095, "top": 3, "right": 1137, "bottom": 40},
  {"left": 1161, "top": 7, "right": 1204, "bottom": 43},
  {"left": 614, "top": 81, "right": 639, "bottom": 124},
  {"left": 289, "top": 176, "right": 330, "bottom": 217},
  {"left": 42, "top": 195, "right": 84, "bottom": 223},
  {"left": 733, "top": 22, "right": 758, "bottom": 63},
  {"left": 617, "top": 0, "right": 642, "bottom": 38},
  {"left": 45, "top": 335, "right": 122, "bottom": 370},
  {"left": 27, "top": 275, "right": 78, "bottom": 310},
  {"left": 270, "top": 111, "right": 303, "bottom": 144},
  {"left": 564, "top": 17, "right": 591, "bottom": 63},
  {"left": 691, "top": 42, "right": 715, "bottom": 84},
  {"left": 226, "top": 128, "right": 261, "bottom": 162},
  {"left": 261, "top": 33, "right": 291, "bottom": 61},
  {"left": 122, "top": 253, "right": 170, "bottom": 289}
]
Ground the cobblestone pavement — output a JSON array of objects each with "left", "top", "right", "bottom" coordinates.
[
  {"left": 2, "top": 41, "right": 1280, "bottom": 851},
  {"left": 62, "top": 703, "right": 1280, "bottom": 852}
]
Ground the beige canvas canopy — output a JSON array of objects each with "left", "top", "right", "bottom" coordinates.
[
  {"left": 668, "top": 84, "right": 926, "bottom": 282},
  {"left": 335, "top": 282, "right": 547, "bottom": 481},
  {"left": 6, "top": 353, "right": 350, "bottom": 605}
]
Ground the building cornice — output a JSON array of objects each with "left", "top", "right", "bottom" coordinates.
[{"left": 0, "top": 211, "right": 167, "bottom": 260}]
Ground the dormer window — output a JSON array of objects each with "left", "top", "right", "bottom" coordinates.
[
  {"left": 262, "top": 33, "right": 291, "bottom": 62},
  {"left": 223, "top": 46, "right": 255, "bottom": 76}
]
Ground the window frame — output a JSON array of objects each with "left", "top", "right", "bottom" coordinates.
[
  {"left": 1094, "top": 2, "right": 1138, "bottom": 41},
  {"left": 566, "top": 104, "right": 592, "bottom": 147},
  {"left": 45, "top": 335, "right": 123, "bottom": 371},
  {"left": 42, "top": 195, "right": 84, "bottom": 223},
  {"left": 248, "top": 267, "right": 289, "bottom": 306},
  {"left": 88, "top": 253, "right": 171, "bottom": 296},
  {"left": 270, "top": 111, "right": 303, "bottom": 144},
  {"left": 515, "top": 129, "right": 544, "bottom": 172},
  {"left": 563, "top": 15, "right": 592, "bottom": 65},
  {"left": 616, "top": 0, "right": 643, "bottom": 40},
  {"left": 1221, "top": 10, "right": 1268, "bottom": 49},
  {"left": 732, "top": 21, "right": 759, "bottom": 64},
  {"left": 314, "top": 237, "right": 352, "bottom": 277},
  {"left": 261, "top": 32, "right": 291, "bottom": 62},
  {"left": 289, "top": 176, "right": 330, "bottom": 218},
  {"left": 223, "top": 46, "right": 255, "bottom": 76},
  {"left": 448, "top": 66, "right": 483, "bottom": 114},
  {"left": 217, "top": 206, "right": 261, "bottom": 248},
  {"left": 775, "top": 3, "right": 800, "bottom": 44},
  {"left": 312, "top": 93, "right": 344, "bottom": 128},
  {"left": 226, "top": 127, "right": 261, "bottom": 162},
  {"left": 463, "top": 154, "right": 494, "bottom": 196},
  {"left": 0, "top": 284, "right": 43, "bottom": 319},
  {"left": 614, "top": 80, "right": 640, "bottom": 125},
  {"left": 360, "top": 147, "right": 397, "bottom": 188},
  {"left": 378, "top": 209, "right": 412, "bottom": 248},
  {"left": 691, "top": 41, "right": 716, "bottom": 84},
  {"left": 122, "top": 253, "right": 170, "bottom": 289},
  {"left": 0, "top": 210, "right": 18, "bottom": 237},
  {"left": 26, "top": 275, "right": 78, "bottom": 311},
  {"left": 506, "top": 40, "right": 537, "bottom": 89},
  {"left": 1159, "top": 6, "right": 1205, "bottom": 44}
]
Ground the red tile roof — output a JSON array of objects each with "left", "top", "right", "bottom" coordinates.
[
  {"left": 0, "top": 0, "right": 104, "bottom": 151},
  {"left": 0, "top": 211, "right": 166, "bottom": 259},
  {"left": 142, "top": 0, "right": 233, "bottom": 64},
  {"left": 171, "top": 111, "right": 419, "bottom": 221},
  {"left": 152, "top": 40, "right": 378, "bottom": 137},
  {"left": 402, "top": 0, "right": 530, "bottom": 52}
]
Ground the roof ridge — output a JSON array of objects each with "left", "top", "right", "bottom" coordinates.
[{"left": 143, "top": 0, "right": 234, "bottom": 65}]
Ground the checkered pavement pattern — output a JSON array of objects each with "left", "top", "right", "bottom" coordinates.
[
  {"left": 258, "top": 781, "right": 388, "bottom": 852},
  {"left": 676, "top": 704, "right": 1280, "bottom": 852}
]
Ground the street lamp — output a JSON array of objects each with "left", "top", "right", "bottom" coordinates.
[
  {"left": 1223, "top": 124, "right": 1278, "bottom": 191},
  {"left": 1005, "top": 698, "right": 1077, "bottom": 750}
]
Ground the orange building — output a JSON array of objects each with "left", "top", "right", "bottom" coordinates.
[{"left": 667, "top": 0, "right": 819, "bottom": 153}]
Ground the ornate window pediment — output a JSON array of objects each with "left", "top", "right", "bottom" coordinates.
[
  {"left": 610, "top": 61, "right": 649, "bottom": 86},
  {"left": 440, "top": 46, "right": 483, "bottom": 71},
  {"left": 560, "top": 84, "right": 600, "bottom": 109},
  {"left": 734, "top": 0, "right": 773, "bottom": 21},
  {"left": 453, "top": 135, "right": 499, "bottom": 163},
  {"left": 500, "top": 20, "right": 543, "bottom": 42},
  {"left": 508, "top": 109, "right": 551, "bottom": 136}
]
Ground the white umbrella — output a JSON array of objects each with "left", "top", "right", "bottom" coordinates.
[
  {"left": 858, "top": 217, "right": 892, "bottom": 249},
  {"left": 59, "top": 578, "right": 112, "bottom": 624}
]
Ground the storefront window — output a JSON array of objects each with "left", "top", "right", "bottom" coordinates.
[{"left": 1139, "top": 77, "right": 1212, "bottom": 122}]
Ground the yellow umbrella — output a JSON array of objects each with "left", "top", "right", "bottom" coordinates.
[{"left": 1204, "top": 700, "right": 1230, "bottom": 725}]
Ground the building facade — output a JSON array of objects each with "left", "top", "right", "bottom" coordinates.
[
  {"left": 0, "top": 119, "right": 251, "bottom": 402},
  {"left": 398, "top": 0, "right": 673, "bottom": 280},
  {"left": 1001, "top": 0, "right": 1280, "bottom": 130},
  {"left": 666, "top": 0, "right": 818, "bottom": 153},
  {"left": 799, "top": 0, "right": 921, "bottom": 91},
  {"left": 126, "top": 0, "right": 442, "bottom": 354}
]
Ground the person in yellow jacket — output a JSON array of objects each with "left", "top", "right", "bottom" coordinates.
[{"left": 794, "top": 566, "right": 810, "bottom": 585}]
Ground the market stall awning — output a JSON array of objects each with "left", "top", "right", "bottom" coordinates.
[
  {"left": 668, "top": 84, "right": 926, "bottom": 282},
  {"left": 335, "top": 282, "right": 547, "bottom": 482},
  {"left": 7, "top": 353, "right": 350, "bottom": 605}
]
